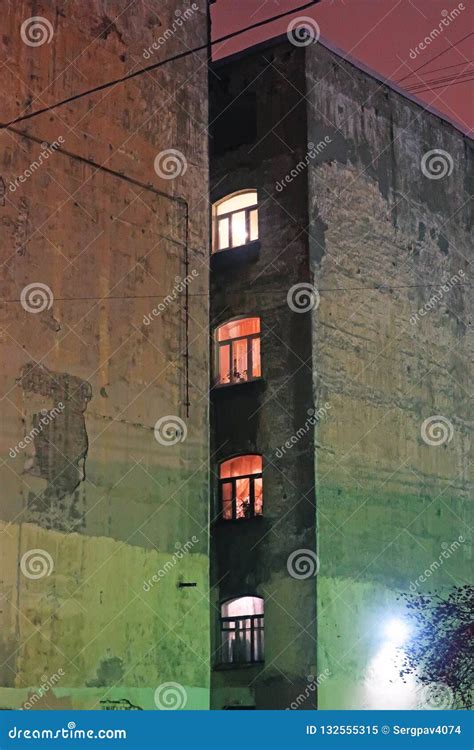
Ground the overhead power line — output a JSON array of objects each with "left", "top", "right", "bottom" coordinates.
[
  {"left": 3, "top": 283, "right": 472, "bottom": 303},
  {"left": 1, "top": 1, "right": 321, "bottom": 129},
  {"left": 408, "top": 75, "right": 474, "bottom": 94},
  {"left": 410, "top": 60, "right": 473, "bottom": 78},
  {"left": 397, "top": 32, "right": 473, "bottom": 83},
  {"left": 406, "top": 68, "right": 474, "bottom": 92}
]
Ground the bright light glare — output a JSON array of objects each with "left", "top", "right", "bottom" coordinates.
[{"left": 384, "top": 618, "right": 410, "bottom": 644}]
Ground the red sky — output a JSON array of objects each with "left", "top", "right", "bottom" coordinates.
[{"left": 211, "top": 0, "right": 473, "bottom": 135}]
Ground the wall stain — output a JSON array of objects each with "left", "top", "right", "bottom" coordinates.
[
  {"left": 18, "top": 362, "right": 92, "bottom": 531},
  {"left": 100, "top": 698, "right": 143, "bottom": 710},
  {"left": 87, "top": 656, "right": 124, "bottom": 688}
]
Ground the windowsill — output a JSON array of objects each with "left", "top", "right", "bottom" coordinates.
[
  {"left": 210, "top": 240, "right": 260, "bottom": 270},
  {"left": 213, "top": 661, "right": 264, "bottom": 671},
  {"left": 215, "top": 515, "right": 264, "bottom": 526},
  {"left": 211, "top": 377, "right": 264, "bottom": 394}
]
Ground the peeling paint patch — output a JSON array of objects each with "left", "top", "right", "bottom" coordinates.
[
  {"left": 18, "top": 363, "right": 92, "bottom": 531},
  {"left": 100, "top": 698, "right": 143, "bottom": 710},
  {"left": 87, "top": 656, "right": 124, "bottom": 688}
]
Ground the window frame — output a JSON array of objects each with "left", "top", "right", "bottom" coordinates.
[
  {"left": 212, "top": 190, "right": 258, "bottom": 253},
  {"left": 214, "top": 316, "right": 261, "bottom": 387},
  {"left": 218, "top": 454, "right": 263, "bottom": 521},
  {"left": 219, "top": 596, "right": 265, "bottom": 666}
]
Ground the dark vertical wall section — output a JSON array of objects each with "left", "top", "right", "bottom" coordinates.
[{"left": 209, "top": 43, "right": 317, "bottom": 710}]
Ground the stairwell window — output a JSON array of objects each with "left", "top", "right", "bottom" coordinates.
[
  {"left": 215, "top": 317, "right": 261, "bottom": 386},
  {"left": 220, "top": 596, "right": 264, "bottom": 665},
  {"left": 213, "top": 191, "right": 258, "bottom": 252},
  {"left": 219, "top": 455, "right": 263, "bottom": 520}
]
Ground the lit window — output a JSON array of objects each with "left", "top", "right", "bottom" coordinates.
[
  {"left": 220, "top": 596, "right": 264, "bottom": 665},
  {"left": 219, "top": 455, "right": 263, "bottom": 520},
  {"left": 215, "top": 317, "right": 261, "bottom": 386},
  {"left": 213, "top": 191, "right": 258, "bottom": 252}
]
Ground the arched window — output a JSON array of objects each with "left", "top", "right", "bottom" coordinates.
[
  {"left": 212, "top": 190, "right": 258, "bottom": 252},
  {"left": 220, "top": 596, "right": 264, "bottom": 664},
  {"left": 215, "top": 317, "right": 261, "bottom": 386},
  {"left": 219, "top": 455, "right": 263, "bottom": 520}
]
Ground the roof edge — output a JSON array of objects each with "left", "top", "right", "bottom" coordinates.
[{"left": 212, "top": 32, "right": 471, "bottom": 139}]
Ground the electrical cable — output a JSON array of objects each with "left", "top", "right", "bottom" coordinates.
[
  {"left": 0, "top": 1, "right": 321, "bottom": 128},
  {"left": 396, "top": 32, "right": 473, "bottom": 83}
]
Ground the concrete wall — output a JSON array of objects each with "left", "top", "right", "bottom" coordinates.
[
  {"left": 306, "top": 42, "right": 472, "bottom": 709},
  {"left": 0, "top": 0, "right": 210, "bottom": 709},
  {"left": 209, "top": 45, "right": 317, "bottom": 710},
  {"left": 209, "top": 36, "right": 471, "bottom": 711}
]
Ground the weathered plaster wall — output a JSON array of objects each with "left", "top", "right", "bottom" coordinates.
[
  {"left": 209, "top": 36, "right": 471, "bottom": 711},
  {"left": 209, "top": 45, "right": 317, "bottom": 710},
  {"left": 0, "top": 0, "right": 210, "bottom": 709},
  {"left": 306, "top": 43, "right": 472, "bottom": 709}
]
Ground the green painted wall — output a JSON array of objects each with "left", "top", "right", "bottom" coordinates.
[
  {"left": 307, "top": 44, "right": 472, "bottom": 709},
  {"left": 0, "top": 0, "right": 210, "bottom": 710}
]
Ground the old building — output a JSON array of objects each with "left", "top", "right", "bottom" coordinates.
[
  {"left": 0, "top": 1, "right": 210, "bottom": 710},
  {"left": 209, "top": 34, "right": 471, "bottom": 710},
  {"left": 0, "top": 3, "right": 471, "bottom": 714}
]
